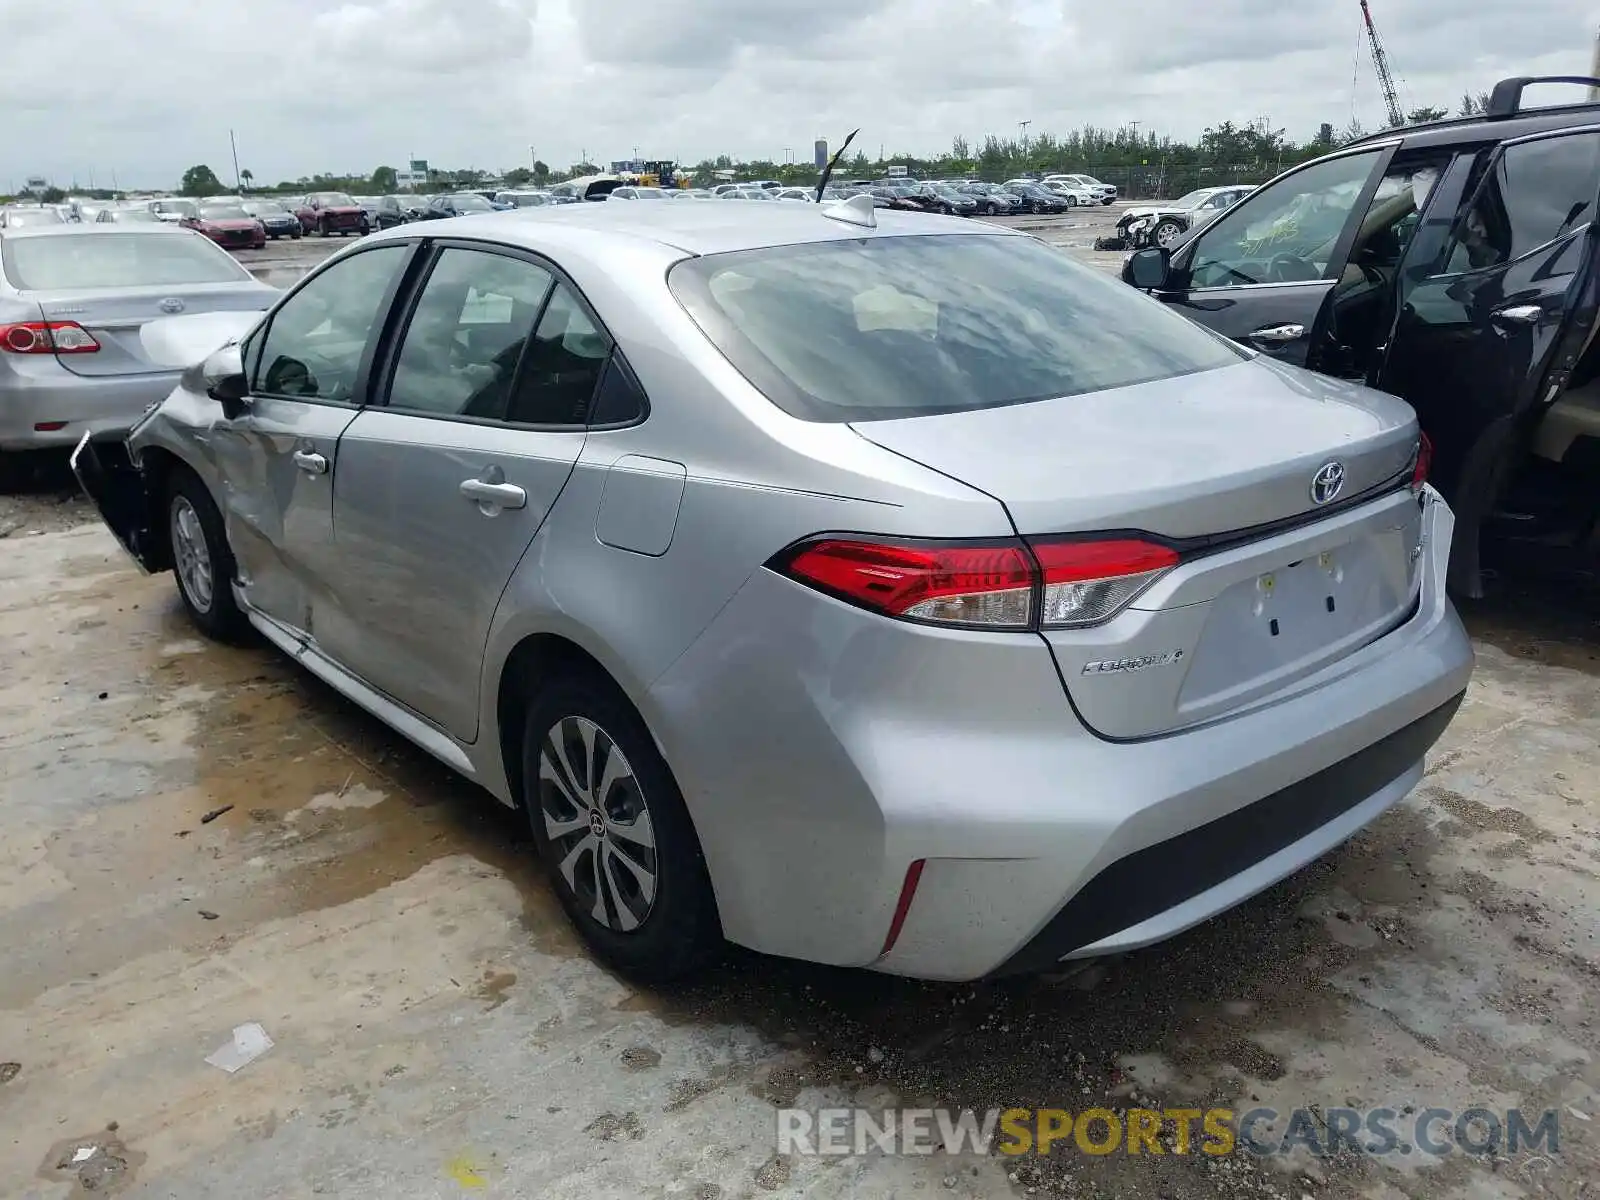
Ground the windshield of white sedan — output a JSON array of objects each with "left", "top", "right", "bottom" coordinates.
[
  {"left": 1, "top": 233, "right": 252, "bottom": 290},
  {"left": 668, "top": 234, "right": 1244, "bottom": 421}
]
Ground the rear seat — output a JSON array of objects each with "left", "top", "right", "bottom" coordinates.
[{"left": 1533, "top": 380, "right": 1600, "bottom": 462}]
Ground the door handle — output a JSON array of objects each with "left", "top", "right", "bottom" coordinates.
[
  {"left": 1493, "top": 304, "right": 1543, "bottom": 327},
  {"left": 292, "top": 449, "right": 328, "bottom": 475},
  {"left": 1248, "top": 323, "right": 1306, "bottom": 343},
  {"left": 460, "top": 478, "right": 527, "bottom": 510}
]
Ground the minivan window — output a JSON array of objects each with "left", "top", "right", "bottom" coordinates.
[
  {"left": 669, "top": 233, "right": 1245, "bottom": 422},
  {"left": 1443, "top": 131, "right": 1600, "bottom": 274}
]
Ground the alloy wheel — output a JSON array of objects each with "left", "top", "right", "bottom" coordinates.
[
  {"left": 537, "top": 716, "right": 658, "bottom": 932},
  {"left": 170, "top": 496, "right": 214, "bottom": 613}
]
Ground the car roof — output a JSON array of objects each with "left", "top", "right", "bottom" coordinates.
[
  {"left": 361, "top": 196, "right": 1024, "bottom": 257},
  {"left": 1349, "top": 99, "right": 1600, "bottom": 153}
]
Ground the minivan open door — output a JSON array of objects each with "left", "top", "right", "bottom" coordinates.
[{"left": 1378, "top": 127, "right": 1600, "bottom": 595}]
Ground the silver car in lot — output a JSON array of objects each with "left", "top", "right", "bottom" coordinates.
[
  {"left": 73, "top": 199, "right": 1473, "bottom": 982},
  {"left": 0, "top": 225, "right": 276, "bottom": 485}
]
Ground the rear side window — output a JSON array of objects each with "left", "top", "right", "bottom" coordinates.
[
  {"left": 668, "top": 233, "right": 1244, "bottom": 422},
  {"left": 385, "top": 247, "right": 554, "bottom": 419},
  {"left": 0, "top": 232, "right": 252, "bottom": 290},
  {"left": 505, "top": 283, "right": 610, "bottom": 425},
  {"left": 1444, "top": 131, "right": 1600, "bottom": 273}
]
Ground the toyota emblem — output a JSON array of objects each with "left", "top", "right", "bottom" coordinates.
[
  {"left": 159, "top": 297, "right": 186, "bottom": 314},
  {"left": 1310, "top": 460, "right": 1346, "bottom": 506}
]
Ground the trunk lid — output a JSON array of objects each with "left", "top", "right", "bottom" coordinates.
[
  {"left": 38, "top": 283, "right": 275, "bottom": 378},
  {"left": 851, "top": 359, "right": 1417, "bottom": 540},
  {"left": 852, "top": 358, "right": 1426, "bottom": 738}
]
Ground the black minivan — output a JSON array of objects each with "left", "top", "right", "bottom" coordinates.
[{"left": 1124, "top": 75, "right": 1600, "bottom": 595}]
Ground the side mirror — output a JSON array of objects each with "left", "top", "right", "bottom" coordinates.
[
  {"left": 202, "top": 344, "right": 249, "bottom": 415},
  {"left": 1125, "top": 247, "right": 1171, "bottom": 290}
]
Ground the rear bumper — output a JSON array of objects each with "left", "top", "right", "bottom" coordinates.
[
  {"left": 645, "top": 488, "right": 1473, "bottom": 981},
  {"left": 0, "top": 366, "right": 179, "bottom": 451}
]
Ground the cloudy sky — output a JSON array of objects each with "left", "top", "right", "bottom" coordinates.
[{"left": 3, "top": 0, "right": 1596, "bottom": 190}]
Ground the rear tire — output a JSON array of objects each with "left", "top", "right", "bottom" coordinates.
[
  {"left": 166, "top": 469, "right": 251, "bottom": 644},
  {"left": 521, "top": 674, "right": 721, "bottom": 983}
]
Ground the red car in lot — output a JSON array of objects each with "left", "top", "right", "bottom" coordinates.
[
  {"left": 294, "top": 191, "right": 370, "bottom": 237},
  {"left": 181, "top": 202, "right": 267, "bottom": 250}
]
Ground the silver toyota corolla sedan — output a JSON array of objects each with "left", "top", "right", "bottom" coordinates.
[
  {"left": 0, "top": 224, "right": 277, "bottom": 486},
  {"left": 73, "top": 197, "right": 1474, "bottom": 983}
]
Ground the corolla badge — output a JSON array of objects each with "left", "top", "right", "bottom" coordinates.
[
  {"left": 1310, "top": 460, "right": 1346, "bottom": 506},
  {"left": 159, "top": 297, "right": 186, "bottom": 314}
]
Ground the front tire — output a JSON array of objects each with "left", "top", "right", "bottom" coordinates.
[
  {"left": 319, "top": 219, "right": 332, "bottom": 237},
  {"left": 522, "top": 675, "right": 721, "bottom": 983},
  {"left": 1153, "top": 217, "right": 1185, "bottom": 247},
  {"left": 166, "top": 469, "right": 251, "bottom": 644}
]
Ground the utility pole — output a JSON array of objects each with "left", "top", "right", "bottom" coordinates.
[
  {"left": 230, "top": 129, "right": 242, "bottom": 192},
  {"left": 1590, "top": 26, "right": 1600, "bottom": 101},
  {"left": 1019, "top": 119, "right": 1031, "bottom": 148}
]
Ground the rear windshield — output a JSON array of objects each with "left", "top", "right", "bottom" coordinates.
[
  {"left": 1, "top": 232, "right": 252, "bottom": 290},
  {"left": 668, "top": 233, "right": 1244, "bottom": 421}
]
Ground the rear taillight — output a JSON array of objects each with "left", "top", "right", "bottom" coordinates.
[
  {"left": 779, "top": 538, "right": 1035, "bottom": 629},
  {"left": 1410, "top": 432, "right": 1432, "bottom": 495},
  {"left": 774, "top": 534, "right": 1179, "bottom": 630},
  {"left": 1030, "top": 538, "right": 1180, "bottom": 628},
  {"left": 0, "top": 321, "right": 100, "bottom": 354}
]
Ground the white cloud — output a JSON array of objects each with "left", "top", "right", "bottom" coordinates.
[{"left": 0, "top": 0, "right": 1592, "bottom": 191}]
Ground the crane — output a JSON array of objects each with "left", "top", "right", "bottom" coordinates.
[{"left": 1360, "top": 0, "right": 1405, "bottom": 128}]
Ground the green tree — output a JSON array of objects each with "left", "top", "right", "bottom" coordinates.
[
  {"left": 370, "top": 165, "right": 397, "bottom": 192},
  {"left": 503, "top": 167, "right": 533, "bottom": 187},
  {"left": 181, "top": 164, "right": 225, "bottom": 196},
  {"left": 1406, "top": 106, "right": 1449, "bottom": 125},
  {"left": 41, "top": 186, "right": 66, "bottom": 203},
  {"left": 240, "top": 168, "right": 254, "bottom": 191},
  {"left": 533, "top": 160, "right": 549, "bottom": 184},
  {"left": 1459, "top": 90, "right": 1492, "bottom": 116}
]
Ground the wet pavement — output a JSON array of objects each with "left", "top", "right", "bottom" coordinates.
[{"left": 1, "top": 208, "right": 1597, "bottom": 1198}]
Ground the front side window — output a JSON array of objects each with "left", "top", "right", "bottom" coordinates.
[
  {"left": 252, "top": 245, "right": 408, "bottom": 402},
  {"left": 1442, "top": 131, "right": 1600, "bottom": 274},
  {"left": 1342, "top": 158, "right": 1448, "bottom": 277},
  {"left": 669, "top": 232, "right": 1245, "bottom": 422},
  {"left": 1188, "top": 150, "right": 1383, "bottom": 287},
  {"left": 386, "top": 248, "right": 554, "bottom": 419}
]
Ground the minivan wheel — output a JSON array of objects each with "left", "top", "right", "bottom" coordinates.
[
  {"left": 167, "top": 470, "right": 251, "bottom": 643},
  {"left": 522, "top": 677, "right": 721, "bottom": 983}
]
